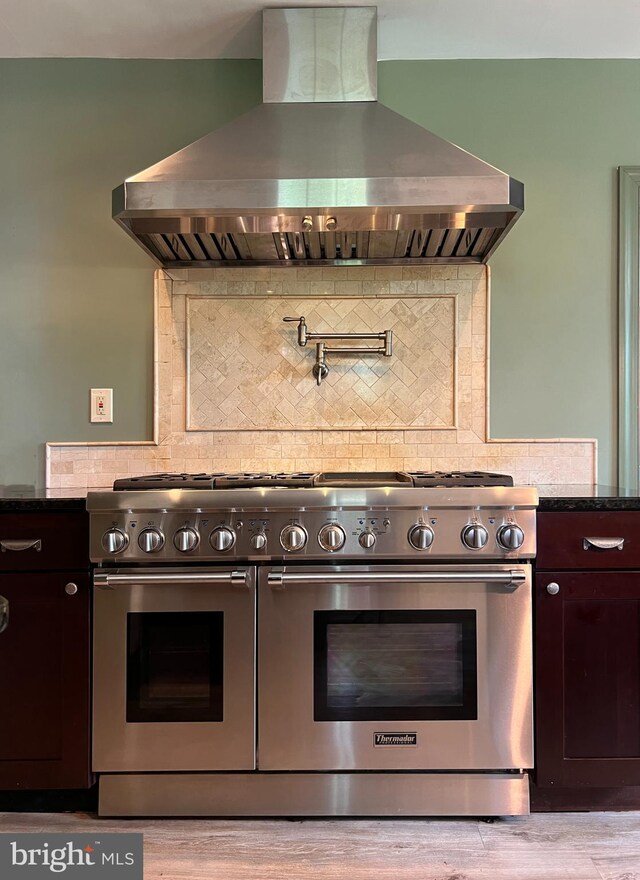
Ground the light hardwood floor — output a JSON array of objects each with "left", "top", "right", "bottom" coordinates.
[{"left": 1, "top": 811, "right": 639, "bottom": 879}]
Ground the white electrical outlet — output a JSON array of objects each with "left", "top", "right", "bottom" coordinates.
[{"left": 90, "top": 388, "right": 113, "bottom": 423}]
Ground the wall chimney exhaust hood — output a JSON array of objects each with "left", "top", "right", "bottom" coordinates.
[{"left": 113, "top": 7, "right": 523, "bottom": 267}]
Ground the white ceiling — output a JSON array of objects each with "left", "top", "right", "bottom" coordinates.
[{"left": 2, "top": 0, "right": 640, "bottom": 59}]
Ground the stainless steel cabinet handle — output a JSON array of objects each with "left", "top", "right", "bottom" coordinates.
[
  {"left": 65, "top": 582, "right": 78, "bottom": 595},
  {"left": 546, "top": 582, "right": 560, "bottom": 595},
  {"left": 583, "top": 537, "right": 625, "bottom": 551},
  {"left": 268, "top": 569, "right": 526, "bottom": 590},
  {"left": 0, "top": 539, "right": 41, "bottom": 553},
  {"left": 94, "top": 569, "right": 249, "bottom": 589},
  {"left": 0, "top": 595, "right": 8, "bottom": 632}
]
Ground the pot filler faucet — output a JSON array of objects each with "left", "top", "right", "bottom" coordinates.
[{"left": 282, "top": 316, "right": 393, "bottom": 384}]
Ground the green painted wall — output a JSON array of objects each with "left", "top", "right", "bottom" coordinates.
[
  {"left": 380, "top": 60, "right": 639, "bottom": 485},
  {"left": 1, "top": 58, "right": 635, "bottom": 486},
  {"left": 0, "top": 59, "right": 261, "bottom": 487}
]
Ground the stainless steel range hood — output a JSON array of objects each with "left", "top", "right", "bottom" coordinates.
[{"left": 113, "top": 7, "right": 523, "bottom": 267}]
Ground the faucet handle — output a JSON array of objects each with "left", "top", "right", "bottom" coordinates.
[{"left": 282, "top": 316, "right": 308, "bottom": 346}]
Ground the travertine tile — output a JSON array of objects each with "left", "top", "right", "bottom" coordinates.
[
  {"left": 334, "top": 281, "right": 362, "bottom": 296},
  {"left": 187, "top": 296, "right": 456, "bottom": 431},
  {"left": 446, "top": 280, "right": 473, "bottom": 296},
  {"left": 241, "top": 268, "right": 271, "bottom": 281},
  {"left": 295, "top": 268, "right": 324, "bottom": 281},
  {"left": 308, "top": 281, "right": 336, "bottom": 296},
  {"left": 60, "top": 448, "right": 88, "bottom": 460},
  {"left": 402, "top": 266, "right": 433, "bottom": 280},
  {"left": 46, "top": 267, "right": 597, "bottom": 489},
  {"left": 268, "top": 268, "right": 294, "bottom": 281},
  {"left": 348, "top": 267, "right": 376, "bottom": 280},
  {"left": 458, "top": 265, "right": 485, "bottom": 279},
  {"left": 362, "top": 281, "right": 391, "bottom": 296},
  {"left": 51, "top": 461, "right": 73, "bottom": 474},
  {"left": 389, "top": 280, "right": 417, "bottom": 295},
  {"left": 281, "top": 280, "right": 309, "bottom": 296},
  {"left": 432, "top": 266, "right": 459, "bottom": 280},
  {"left": 322, "top": 267, "right": 350, "bottom": 280},
  {"left": 374, "top": 267, "right": 401, "bottom": 280}
]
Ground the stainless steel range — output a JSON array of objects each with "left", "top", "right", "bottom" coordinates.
[{"left": 87, "top": 471, "right": 537, "bottom": 818}]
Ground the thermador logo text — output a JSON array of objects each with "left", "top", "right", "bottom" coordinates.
[{"left": 373, "top": 732, "right": 418, "bottom": 746}]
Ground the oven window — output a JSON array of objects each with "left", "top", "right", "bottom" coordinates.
[
  {"left": 126, "top": 612, "right": 223, "bottom": 723},
  {"left": 314, "top": 610, "right": 477, "bottom": 721}
]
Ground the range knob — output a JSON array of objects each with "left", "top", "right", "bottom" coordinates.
[
  {"left": 359, "top": 531, "right": 376, "bottom": 549},
  {"left": 209, "top": 527, "right": 236, "bottom": 552},
  {"left": 408, "top": 524, "right": 435, "bottom": 550},
  {"left": 318, "top": 524, "right": 346, "bottom": 552},
  {"left": 250, "top": 533, "right": 267, "bottom": 551},
  {"left": 138, "top": 528, "right": 165, "bottom": 553},
  {"left": 102, "top": 528, "right": 128, "bottom": 555},
  {"left": 280, "top": 524, "right": 308, "bottom": 553},
  {"left": 174, "top": 527, "right": 199, "bottom": 553},
  {"left": 462, "top": 523, "right": 489, "bottom": 550},
  {"left": 496, "top": 523, "right": 525, "bottom": 551}
]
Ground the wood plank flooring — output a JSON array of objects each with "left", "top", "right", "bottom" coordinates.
[{"left": 1, "top": 811, "right": 639, "bottom": 879}]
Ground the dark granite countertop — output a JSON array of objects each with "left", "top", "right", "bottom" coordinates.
[
  {"left": 536, "top": 485, "right": 640, "bottom": 511},
  {"left": 1, "top": 482, "right": 639, "bottom": 513},
  {"left": 0, "top": 486, "right": 87, "bottom": 512}
]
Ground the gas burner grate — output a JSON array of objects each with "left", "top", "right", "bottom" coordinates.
[
  {"left": 113, "top": 473, "right": 222, "bottom": 490},
  {"left": 113, "top": 470, "right": 514, "bottom": 490},
  {"left": 113, "top": 472, "right": 317, "bottom": 490},
  {"left": 408, "top": 471, "right": 513, "bottom": 487},
  {"left": 214, "top": 473, "right": 316, "bottom": 489}
]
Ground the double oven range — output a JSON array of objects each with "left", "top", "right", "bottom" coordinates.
[{"left": 87, "top": 471, "right": 537, "bottom": 817}]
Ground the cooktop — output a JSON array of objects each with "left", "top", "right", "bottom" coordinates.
[{"left": 113, "top": 471, "right": 514, "bottom": 491}]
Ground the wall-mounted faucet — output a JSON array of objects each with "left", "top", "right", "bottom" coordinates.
[{"left": 282, "top": 316, "right": 393, "bottom": 385}]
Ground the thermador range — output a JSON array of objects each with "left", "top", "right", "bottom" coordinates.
[{"left": 87, "top": 471, "right": 537, "bottom": 818}]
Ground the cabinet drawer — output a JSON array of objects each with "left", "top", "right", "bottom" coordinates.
[
  {"left": 0, "top": 512, "right": 88, "bottom": 572},
  {"left": 537, "top": 511, "right": 640, "bottom": 569}
]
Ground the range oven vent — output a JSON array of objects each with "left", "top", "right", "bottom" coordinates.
[
  {"left": 113, "top": 8, "right": 523, "bottom": 267},
  {"left": 131, "top": 224, "right": 508, "bottom": 266}
]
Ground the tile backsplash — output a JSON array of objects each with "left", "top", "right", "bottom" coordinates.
[
  {"left": 47, "top": 265, "right": 596, "bottom": 488},
  {"left": 187, "top": 295, "right": 456, "bottom": 430}
]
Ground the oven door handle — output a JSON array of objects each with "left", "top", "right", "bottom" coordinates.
[
  {"left": 267, "top": 569, "right": 527, "bottom": 590},
  {"left": 94, "top": 569, "right": 250, "bottom": 589}
]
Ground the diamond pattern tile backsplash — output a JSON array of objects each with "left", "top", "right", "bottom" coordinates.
[{"left": 187, "top": 296, "right": 455, "bottom": 430}]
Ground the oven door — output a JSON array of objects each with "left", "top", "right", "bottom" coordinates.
[
  {"left": 258, "top": 564, "right": 532, "bottom": 771},
  {"left": 93, "top": 567, "right": 255, "bottom": 772}
]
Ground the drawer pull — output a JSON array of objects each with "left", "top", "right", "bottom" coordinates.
[
  {"left": 546, "top": 582, "right": 560, "bottom": 595},
  {"left": 0, "top": 595, "right": 8, "bottom": 632},
  {"left": 0, "top": 538, "right": 42, "bottom": 553},
  {"left": 583, "top": 537, "right": 625, "bottom": 551}
]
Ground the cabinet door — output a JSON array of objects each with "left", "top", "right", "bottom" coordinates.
[
  {"left": 535, "top": 571, "right": 640, "bottom": 787},
  {"left": 0, "top": 571, "right": 91, "bottom": 789}
]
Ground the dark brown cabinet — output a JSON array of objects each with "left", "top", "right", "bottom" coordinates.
[
  {"left": 0, "top": 510, "right": 91, "bottom": 790},
  {"left": 533, "top": 510, "right": 640, "bottom": 810}
]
